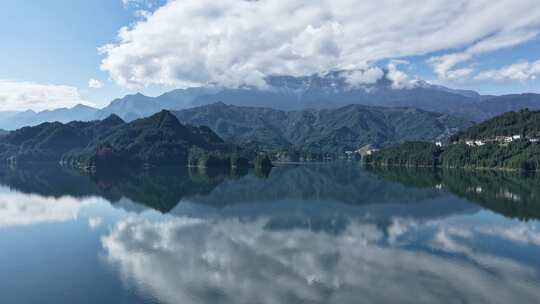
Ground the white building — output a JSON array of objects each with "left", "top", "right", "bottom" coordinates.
[{"left": 474, "top": 140, "right": 485, "bottom": 146}]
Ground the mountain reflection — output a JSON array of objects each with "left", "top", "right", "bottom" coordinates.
[
  {"left": 0, "top": 163, "right": 540, "bottom": 303},
  {"left": 0, "top": 163, "right": 539, "bottom": 221},
  {"left": 370, "top": 167, "right": 540, "bottom": 221},
  {"left": 0, "top": 164, "right": 228, "bottom": 213}
]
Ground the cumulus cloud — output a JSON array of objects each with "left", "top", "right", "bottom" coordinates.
[
  {"left": 101, "top": 0, "right": 540, "bottom": 88},
  {"left": 386, "top": 61, "right": 413, "bottom": 89},
  {"left": 88, "top": 78, "right": 104, "bottom": 89},
  {"left": 0, "top": 80, "right": 93, "bottom": 112},
  {"left": 343, "top": 67, "right": 384, "bottom": 88},
  {"left": 474, "top": 59, "right": 540, "bottom": 81},
  {"left": 103, "top": 216, "right": 540, "bottom": 304}
]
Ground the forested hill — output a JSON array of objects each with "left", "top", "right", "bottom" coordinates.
[
  {"left": 451, "top": 109, "right": 540, "bottom": 142},
  {"left": 0, "top": 110, "right": 230, "bottom": 167},
  {"left": 367, "top": 140, "right": 540, "bottom": 171},
  {"left": 366, "top": 110, "right": 540, "bottom": 171},
  {"left": 174, "top": 102, "right": 473, "bottom": 153}
]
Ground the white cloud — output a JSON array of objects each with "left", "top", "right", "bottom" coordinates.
[
  {"left": 88, "top": 217, "right": 104, "bottom": 229},
  {"left": 429, "top": 53, "right": 472, "bottom": 80},
  {"left": 0, "top": 80, "right": 93, "bottom": 112},
  {"left": 428, "top": 4, "right": 540, "bottom": 81},
  {"left": 88, "top": 78, "right": 104, "bottom": 89},
  {"left": 445, "top": 68, "right": 474, "bottom": 80},
  {"left": 387, "top": 61, "right": 413, "bottom": 89},
  {"left": 475, "top": 59, "right": 540, "bottom": 81},
  {"left": 101, "top": 0, "right": 540, "bottom": 89},
  {"left": 344, "top": 67, "right": 384, "bottom": 88}
]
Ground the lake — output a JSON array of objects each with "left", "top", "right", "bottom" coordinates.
[{"left": 0, "top": 162, "right": 539, "bottom": 304}]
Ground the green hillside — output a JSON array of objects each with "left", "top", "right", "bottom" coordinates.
[
  {"left": 0, "top": 110, "right": 234, "bottom": 168},
  {"left": 367, "top": 109, "right": 540, "bottom": 171},
  {"left": 450, "top": 109, "right": 540, "bottom": 141},
  {"left": 175, "top": 102, "right": 472, "bottom": 153}
]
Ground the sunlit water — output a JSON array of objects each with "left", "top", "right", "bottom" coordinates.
[{"left": 0, "top": 163, "right": 539, "bottom": 304}]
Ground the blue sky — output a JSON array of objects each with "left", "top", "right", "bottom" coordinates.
[
  {"left": 1, "top": 0, "right": 539, "bottom": 111},
  {"left": 1, "top": 1, "right": 141, "bottom": 109}
]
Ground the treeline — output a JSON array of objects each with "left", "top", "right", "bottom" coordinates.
[
  {"left": 270, "top": 147, "right": 340, "bottom": 162},
  {"left": 187, "top": 146, "right": 272, "bottom": 170},
  {"left": 364, "top": 141, "right": 442, "bottom": 167},
  {"left": 366, "top": 140, "right": 540, "bottom": 171}
]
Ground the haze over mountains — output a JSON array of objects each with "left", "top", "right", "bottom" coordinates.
[{"left": 1, "top": 70, "right": 539, "bottom": 130}]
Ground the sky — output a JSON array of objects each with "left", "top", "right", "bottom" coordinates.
[{"left": 1, "top": 0, "right": 540, "bottom": 111}]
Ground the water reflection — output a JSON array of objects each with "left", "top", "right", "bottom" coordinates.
[
  {"left": 370, "top": 167, "right": 540, "bottom": 221},
  {"left": 0, "top": 186, "right": 99, "bottom": 227},
  {"left": 0, "top": 163, "right": 539, "bottom": 303},
  {"left": 1, "top": 163, "right": 538, "bottom": 221},
  {"left": 102, "top": 216, "right": 540, "bottom": 304}
]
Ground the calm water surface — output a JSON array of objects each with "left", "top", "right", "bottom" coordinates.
[{"left": 0, "top": 163, "right": 540, "bottom": 304}]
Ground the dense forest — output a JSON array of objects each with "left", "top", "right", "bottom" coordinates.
[
  {"left": 174, "top": 102, "right": 471, "bottom": 153},
  {"left": 366, "top": 140, "right": 540, "bottom": 171},
  {"left": 366, "top": 109, "right": 540, "bottom": 171},
  {"left": 0, "top": 110, "right": 269, "bottom": 170}
]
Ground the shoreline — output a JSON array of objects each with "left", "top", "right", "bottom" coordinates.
[{"left": 364, "top": 162, "right": 540, "bottom": 173}]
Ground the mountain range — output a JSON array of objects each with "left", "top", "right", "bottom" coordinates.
[
  {"left": 1, "top": 70, "right": 539, "bottom": 130},
  {"left": 0, "top": 102, "right": 471, "bottom": 164},
  {"left": 173, "top": 102, "right": 472, "bottom": 152}
]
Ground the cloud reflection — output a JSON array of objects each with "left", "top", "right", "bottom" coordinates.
[
  {"left": 103, "top": 217, "right": 540, "bottom": 304},
  {"left": 0, "top": 186, "right": 100, "bottom": 227}
]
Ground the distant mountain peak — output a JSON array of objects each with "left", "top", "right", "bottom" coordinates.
[
  {"left": 71, "top": 104, "right": 96, "bottom": 110},
  {"left": 211, "top": 101, "right": 228, "bottom": 107},
  {"left": 101, "top": 114, "right": 125, "bottom": 126},
  {"left": 155, "top": 109, "right": 174, "bottom": 116}
]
